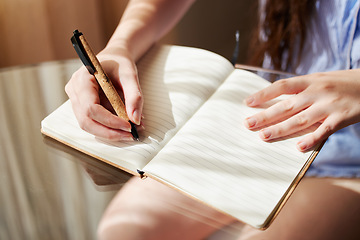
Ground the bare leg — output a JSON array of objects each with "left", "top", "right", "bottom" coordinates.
[
  {"left": 97, "top": 176, "right": 235, "bottom": 240},
  {"left": 238, "top": 178, "right": 360, "bottom": 240}
]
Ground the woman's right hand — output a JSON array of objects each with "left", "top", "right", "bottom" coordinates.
[{"left": 65, "top": 46, "right": 144, "bottom": 141}]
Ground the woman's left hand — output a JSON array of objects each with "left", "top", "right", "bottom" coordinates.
[{"left": 244, "top": 69, "right": 360, "bottom": 152}]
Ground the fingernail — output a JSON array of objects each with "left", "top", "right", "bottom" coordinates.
[
  {"left": 260, "top": 129, "right": 272, "bottom": 140},
  {"left": 125, "top": 136, "right": 135, "bottom": 141},
  {"left": 245, "top": 117, "right": 256, "bottom": 128},
  {"left": 245, "top": 97, "right": 254, "bottom": 106},
  {"left": 132, "top": 110, "right": 141, "bottom": 125},
  {"left": 297, "top": 141, "right": 308, "bottom": 151}
]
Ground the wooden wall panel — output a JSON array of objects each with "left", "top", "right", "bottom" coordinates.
[
  {"left": 0, "top": 0, "right": 256, "bottom": 68},
  {"left": 0, "top": 0, "right": 110, "bottom": 67}
]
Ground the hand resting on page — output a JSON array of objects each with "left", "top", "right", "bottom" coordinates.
[{"left": 244, "top": 69, "right": 360, "bottom": 152}]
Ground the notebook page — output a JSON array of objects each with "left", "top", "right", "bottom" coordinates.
[
  {"left": 41, "top": 45, "right": 234, "bottom": 173},
  {"left": 143, "top": 69, "right": 314, "bottom": 228}
]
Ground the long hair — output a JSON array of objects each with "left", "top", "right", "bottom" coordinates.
[{"left": 248, "top": 0, "right": 316, "bottom": 72}]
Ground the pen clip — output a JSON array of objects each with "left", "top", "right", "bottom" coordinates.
[{"left": 71, "top": 29, "right": 95, "bottom": 74}]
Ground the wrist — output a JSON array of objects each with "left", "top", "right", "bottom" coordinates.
[{"left": 98, "top": 40, "right": 134, "bottom": 61}]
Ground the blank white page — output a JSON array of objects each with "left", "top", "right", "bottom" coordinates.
[
  {"left": 143, "top": 69, "right": 315, "bottom": 228},
  {"left": 41, "top": 45, "right": 234, "bottom": 173}
]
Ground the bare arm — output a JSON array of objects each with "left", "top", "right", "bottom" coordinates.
[{"left": 105, "top": 0, "right": 195, "bottom": 61}]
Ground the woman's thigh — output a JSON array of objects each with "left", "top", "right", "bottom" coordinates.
[
  {"left": 238, "top": 177, "right": 360, "bottom": 240},
  {"left": 97, "top": 176, "right": 235, "bottom": 240}
]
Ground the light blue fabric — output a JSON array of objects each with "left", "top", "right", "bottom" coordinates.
[{"left": 262, "top": 0, "right": 360, "bottom": 178}]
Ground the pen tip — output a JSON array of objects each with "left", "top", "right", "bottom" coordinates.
[{"left": 129, "top": 121, "right": 140, "bottom": 141}]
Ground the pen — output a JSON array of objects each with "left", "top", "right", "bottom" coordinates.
[
  {"left": 231, "top": 30, "right": 240, "bottom": 66},
  {"left": 71, "top": 29, "right": 139, "bottom": 141}
]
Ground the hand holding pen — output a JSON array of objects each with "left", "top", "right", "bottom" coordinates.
[{"left": 65, "top": 30, "right": 144, "bottom": 141}]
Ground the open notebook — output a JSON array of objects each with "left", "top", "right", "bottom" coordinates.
[{"left": 41, "top": 45, "right": 321, "bottom": 229}]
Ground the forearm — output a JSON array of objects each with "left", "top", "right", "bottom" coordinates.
[{"left": 103, "top": 0, "right": 195, "bottom": 61}]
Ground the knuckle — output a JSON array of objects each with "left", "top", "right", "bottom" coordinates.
[
  {"left": 86, "top": 104, "right": 97, "bottom": 118},
  {"left": 65, "top": 76, "right": 76, "bottom": 95},
  {"left": 281, "top": 101, "right": 294, "bottom": 112},
  {"left": 311, "top": 72, "right": 331, "bottom": 82},
  {"left": 253, "top": 91, "right": 265, "bottom": 101},
  {"left": 64, "top": 81, "right": 70, "bottom": 92},
  {"left": 324, "top": 125, "right": 335, "bottom": 135},
  {"left": 323, "top": 125, "right": 332, "bottom": 134},
  {"left": 329, "top": 95, "right": 342, "bottom": 105},
  {"left": 257, "top": 113, "right": 269, "bottom": 125},
  {"left": 317, "top": 82, "right": 336, "bottom": 92},
  {"left": 104, "top": 132, "right": 119, "bottom": 141},
  {"left": 321, "top": 123, "right": 336, "bottom": 137},
  {"left": 274, "top": 79, "right": 289, "bottom": 91},
  {"left": 103, "top": 117, "right": 112, "bottom": 127},
  {"left": 64, "top": 84, "right": 71, "bottom": 96},
  {"left": 341, "top": 107, "right": 351, "bottom": 115},
  {"left": 69, "top": 70, "right": 83, "bottom": 83},
  {"left": 271, "top": 125, "right": 287, "bottom": 138},
  {"left": 312, "top": 72, "right": 326, "bottom": 78},
  {"left": 275, "top": 127, "right": 284, "bottom": 136},
  {"left": 133, "top": 91, "right": 143, "bottom": 104},
  {"left": 295, "top": 115, "right": 308, "bottom": 127},
  {"left": 78, "top": 118, "right": 91, "bottom": 132},
  {"left": 103, "top": 116, "right": 118, "bottom": 128}
]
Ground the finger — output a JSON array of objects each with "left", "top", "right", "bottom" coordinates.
[
  {"left": 296, "top": 117, "right": 339, "bottom": 152},
  {"left": 69, "top": 99, "right": 135, "bottom": 141},
  {"left": 80, "top": 117, "right": 135, "bottom": 142},
  {"left": 66, "top": 68, "right": 100, "bottom": 105},
  {"left": 245, "top": 77, "right": 308, "bottom": 107},
  {"left": 244, "top": 94, "right": 312, "bottom": 130},
  {"left": 117, "top": 62, "right": 144, "bottom": 125},
  {"left": 87, "top": 104, "right": 132, "bottom": 132},
  {"left": 257, "top": 106, "right": 327, "bottom": 142}
]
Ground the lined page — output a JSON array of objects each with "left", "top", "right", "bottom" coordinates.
[
  {"left": 41, "top": 45, "right": 234, "bottom": 173},
  {"left": 143, "top": 69, "right": 314, "bottom": 228}
]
